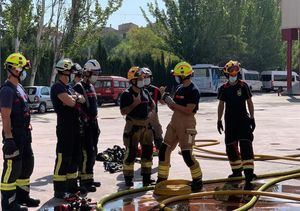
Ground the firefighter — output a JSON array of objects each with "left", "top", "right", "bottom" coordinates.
[
  {"left": 120, "top": 67, "right": 155, "bottom": 187},
  {"left": 143, "top": 68, "right": 164, "bottom": 150},
  {"left": 217, "top": 60, "right": 256, "bottom": 190},
  {"left": 51, "top": 58, "right": 87, "bottom": 199},
  {"left": 0, "top": 53, "right": 40, "bottom": 211},
  {"left": 69, "top": 63, "right": 83, "bottom": 87},
  {"left": 73, "top": 59, "right": 101, "bottom": 192},
  {"left": 157, "top": 61, "right": 203, "bottom": 192}
]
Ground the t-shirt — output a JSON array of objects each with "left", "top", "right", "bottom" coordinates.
[
  {"left": 120, "top": 87, "right": 152, "bottom": 120},
  {"left": 73, "top": 81, "right": 98, "bottom": 118},
  {"left": 0, "top": 80, "right": 16, "bottom": 109},
  {"left": 51, "top": 80, "right": 78, "bottom": 124},
  {"left": 0, "top": 81, "right": 30, "bottom": 128},
  {"left": 145, "top": 85, "right": 161, "bottom": 112},
  {"left": 217, "top": 80, "right": 252, "bottom": 122},
  {"left": 173, "top": 82, "right": 200, "bottom": 113}
]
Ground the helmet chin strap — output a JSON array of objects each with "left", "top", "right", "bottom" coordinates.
[{"left": 8, "top": 68, "right": 21, "bottom": 82}]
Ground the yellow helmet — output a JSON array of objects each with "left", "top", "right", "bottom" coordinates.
[
  {"left": 223, "top": 60, "right": 241, "bottom": 76},
  {"left": 4, "top": 53, "right": 30, "bottom": 72},
  {"left": 55, "top": 58, "right": 73, "bottom": 72},
  {"left": 127, "top": 66, "right": 144, "bottom": 81},
  {"left": 173, "top": 62, "right": 193, "bottom": 77}
]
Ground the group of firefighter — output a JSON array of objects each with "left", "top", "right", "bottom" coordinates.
[{"left": 0, "top": 52, "right": 256, "bottom": 211}]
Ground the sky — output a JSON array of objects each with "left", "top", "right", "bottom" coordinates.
[
  {"left": 44, "top": 0, "right": 165, "bottom": 29},
  {"left": 105, "top": 0, "right": 165, "bottom": 29}
]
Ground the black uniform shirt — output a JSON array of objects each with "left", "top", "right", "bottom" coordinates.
[
  {"left": 217, "top": 80, "right": 252, "bottom": 122},
  {"left": 0, "top": 81, "right": 30, "bottom": 128},
  {"left": 73, "top": 81, "right": 98, "bottom": 118},
  {"left": 120, "top": 86, "right": 152, "bottom": 119},
  {"left": 145, "top": 85, "right": 161, "bottom": 113},
  {"left": 51, "top": 80, "right": 78, "bottom": 124},
  {"left": 173, "top": 82, "right": 200, "bottom": 113}
]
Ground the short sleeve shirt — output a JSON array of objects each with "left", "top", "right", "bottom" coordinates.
[
  {"left": 0, "top": 81, "right": 16, "bottom": 109},
  {"left": 173, "top": 82, "right": 200, "bottom": 113},
  {"left": 51, "top": 80, "right": 78, "bottom": 124},
  {"left": 217, "top": 80, "right": 252, "bottom": 121},
  {"left": 120, "top": 87, "right": 152, "bottom": 119}
]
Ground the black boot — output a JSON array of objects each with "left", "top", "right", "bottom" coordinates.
[
  {"left": 124, "top": 176, "right": 133, "bottom": 187},
  {"left": 92, "top": 181, "right": 101, "bottom": 187},
  {"left": 142, "top": 174, "right": 155, "bottom": 187},
  {"left": 244, "top": 169, "right": 257, "bottom": 190},
  {"left": 68, "top": 179, "right": 88, "bottom": 195},
  {"left": 191, "top": 179, "right": 203, "bottom": 192},
  {"left": 228, "top": 169, "right": 243, "bottom": 178},
  {"left": 16, "top": 187, "right": 41, "bottom": 207},
  {"left": 17, "top": 197, "right": 40, "bottom": 207}
]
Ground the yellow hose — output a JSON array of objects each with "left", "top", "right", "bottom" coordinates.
[
  {"left": 160, "top": 188, "right": 300, "bottom": 211},
  {"left": 97, "top": 139, "right": 300, "bottom": 210}
]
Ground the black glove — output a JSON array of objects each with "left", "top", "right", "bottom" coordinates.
[
  {"left": 249, "top": 118, "right": 256, "bottom": 132},
  {"left": 3, "top": 138, "right": 19, "bottom": 159},
  {"left": 217, "top": 120, "right": 224, "bottom": 134}
]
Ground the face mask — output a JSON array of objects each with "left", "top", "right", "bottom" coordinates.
[
  {"left": 175, "top": 76, "right": 181, "bottom": 84},
  {"left": 70, "top": 73, "right": 75, "bottom": 82},
  {"left": 90, "top": 75, "right": 98, "bottom": 84},
  {"left": 144, "top": 78, "right": 151, "bottom": 86},
  {"left": 19, "top": 71, "right": 27, "bottom": 81},
  {"left": 137, "top": 80, "right": 144, "bottom": 88},
  {"left": 229, "top": 76, "right": 237, "bottom": 83}
]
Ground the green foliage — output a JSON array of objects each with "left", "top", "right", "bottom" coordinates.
[{"left": 144, "top": 0, "right": 284, "bottom": 71}]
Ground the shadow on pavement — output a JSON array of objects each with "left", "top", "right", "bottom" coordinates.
[
  {"left": 31, "top": 175, "right": 53, "bottom": 187},
  {"left": 287, "top": 95, "right": 300, "bottom": 103}
]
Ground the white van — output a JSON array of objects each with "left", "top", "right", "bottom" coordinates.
[
  {"left": 260, "top": 70, "right": 299, "bottom": 91},
  {"left": 192, "top": 64, "right": 226, "bottom": 94},
  {"left": 240, "top": 68, "right": 262, "bottom": 91}
]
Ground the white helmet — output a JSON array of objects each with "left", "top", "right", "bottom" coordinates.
[
  {"left": 83, "top": 59, "right": 101, "bottom": 84},
  {"left": 83, "top": 59, "right": 101, "bottom": 72},
  {"left": 56, "top": 58, "right": 73, "bottom": 72}
]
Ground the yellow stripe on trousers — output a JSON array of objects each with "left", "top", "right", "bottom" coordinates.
[{"left": 4, "top": 160, "right": 13, "bottom": 183}]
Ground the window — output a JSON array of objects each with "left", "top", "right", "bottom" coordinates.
[
  {"left": 94, "top": 81, "right": 102, "bottom": 88},
  {"left": 274, "top": 75, "right": 287, "bottom": 81},
  {"left": 212, "top": 68, "right": 223, "bottom": 77},
  {"left": 193, "top": 68, "right": 209, "bottom": 77},
  {"left": 245, "top": 73, "right": 259, "bottom": 80},
  {"left": 114, "top": 80, "right": 120, "bottom": 88},
  {"left": 261, "top": 75, "right": 272, "bottom": 81},
  {"left": 103, "top": 81, "right": 112, "bottom": 88},
  {"left": 41, "top": 87, "right": 50, "bottom": 95},
  {"left": 25, "top": 87, "right": 36, "bottom": 95},
  {"left": 119, "top": 81, "right": 126, "bottom": 88}
]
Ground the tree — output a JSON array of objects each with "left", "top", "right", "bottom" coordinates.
[
  {"left": 49, "top": 0, "right": 123, "bottom": 85},
  {"left": 94, "top": 39, "right": 108, "bottom": 71},
  {"left": 3, "top": 0, "right": 33, "bottom": 51},
  {"left": 242, "top": 0, "right": 283, "bottom": 71}
]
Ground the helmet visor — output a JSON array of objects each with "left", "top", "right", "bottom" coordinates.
[{"left": 225, "top": 65, "right": 240, "bottom": 76}]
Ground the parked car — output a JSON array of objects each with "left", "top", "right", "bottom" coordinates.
[
  {"left": 24, "top": 86, "right": 53, "bottom": 113},
  {"left": 94, "top": 76, "right": 129, "bottom": 106},
  {"left": 260, "top": 70, "right": 299, "bottom": 92}
]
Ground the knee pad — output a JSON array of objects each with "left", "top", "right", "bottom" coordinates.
[
  {"left": 158, "top": 143, "right": 168, "bottom": 161},
  {"left": 182, "top": 150, "right": 194, "bottom": 167}
]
